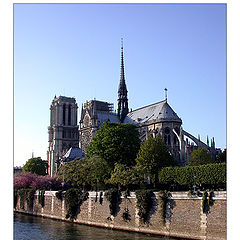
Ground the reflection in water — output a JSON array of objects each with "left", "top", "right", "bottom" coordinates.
[{"left": 14, "top": 213, "right": 184, "bottom": 240}]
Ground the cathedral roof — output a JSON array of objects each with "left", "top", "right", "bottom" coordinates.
[
  {"left": 96, "top": 112, "right": 120, "bottom": 125},
  {"left": 62, "top": 147, "right": 84, "bottom": 162},
  {"left": 123, "top": 99, "right": 182, "bottom": 124}
]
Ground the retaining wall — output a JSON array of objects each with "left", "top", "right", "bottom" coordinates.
[{"left": 14, "top": 191, "right": 226, "bottom": 240}]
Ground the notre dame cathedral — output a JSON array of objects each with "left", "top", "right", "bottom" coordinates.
[{"left": 47, "top": 41, "right": 217, "bottom": 176}]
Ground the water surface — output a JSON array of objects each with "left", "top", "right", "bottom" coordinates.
[{"left": 14, "top": 213, "right": 185, "bottom": 240}]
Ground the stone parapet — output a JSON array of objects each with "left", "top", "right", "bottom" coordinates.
[{"left": 14, "top": 191, "right": 226, "bottom": 240}]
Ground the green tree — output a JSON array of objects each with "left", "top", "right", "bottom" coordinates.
[
  {"left": 57, "top": 156, "right": 111, "bottom": 189},
  {"left": 86, "top": 155, "right": 111, "bottom": 188},
  {"left": 216, "top": 149, "right": 226, "bottom": 163},
  {"left": 108, "top": 163, "right": 143, "bottom": 189},
  {"left": 87, "top": 122, "right": 140, "bottom": 168},
  {"left": 136, "top": 135, "right": 175, "bottom": 185},
  {"left": 57, "top": 158, "right": 89, "bottom": 188},
  {"left": 188, "top": 148, "right": 214, "bottom": 166},
  {"left": 22, "top": 157, "right": 47, "bottom": 176}
]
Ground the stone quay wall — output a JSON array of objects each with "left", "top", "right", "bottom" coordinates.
[{"left": 14, "top": 191, "right": 226, "bottom": 240}]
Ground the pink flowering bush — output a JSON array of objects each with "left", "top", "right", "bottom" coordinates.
[
  {"left": 14, "top": 172, "right": 38, "bottom": 189},
  {"left": 14, "top": 172, "right": 62, "bottom": 190}
]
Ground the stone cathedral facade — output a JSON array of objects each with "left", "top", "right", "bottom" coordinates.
[
  {"left": 47, "top": 96, "right": 79, "bottom": 176},
  {"left": 47, "top": 41, "right": 217, "bottom": 176}
]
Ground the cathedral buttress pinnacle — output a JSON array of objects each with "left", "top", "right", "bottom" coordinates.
[{"left": 118, "top": 38, "right": 129, "bottom": 122}]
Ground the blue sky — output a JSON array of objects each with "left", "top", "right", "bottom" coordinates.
[{"left": 14, "top": 3, "right": 226, "bottom": 166}]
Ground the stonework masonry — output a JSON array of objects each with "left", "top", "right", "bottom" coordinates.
[
  {"left": 47, "top": 96, "right": 79, "bottom": 176},
  {"left": 14, "top": 191, "right": 226, "bottom": 240}
]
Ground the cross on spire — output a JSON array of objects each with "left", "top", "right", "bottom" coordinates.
[{"left": 164, "top": 88, "right": 168, "bottom": 101}]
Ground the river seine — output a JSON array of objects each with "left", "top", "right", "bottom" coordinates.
[{"left": 14, "top": 213, "right": 185, "bottom": 240}]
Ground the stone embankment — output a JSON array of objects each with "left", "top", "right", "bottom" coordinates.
[{"left": 14, "top": 191, "right": 226, "bottom": 240}]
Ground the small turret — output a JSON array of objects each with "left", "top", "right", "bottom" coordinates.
[{"left": 212, "top": 137, "right": 215, "bottom": 149}]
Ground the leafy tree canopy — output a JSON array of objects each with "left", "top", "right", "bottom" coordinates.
[
  {"left": 188, "top": 148, "right": 214, "bottom": 166},
  {"left": 86, "top": 155, "right": 112, "bottom": 186},
  {"left": 136, "top": 135, "right": 175, "bottom": 184},
  {"left": 57, "top": 156, "right": 111, "bottom": 189},
  {"left": 216, "top": 149, "right": 226, "bottom": 163},
  {"left": 108, "top": 163, "right": 143, "bottom": 189},
  {"left": 22, "top": 157, "right": 48, "bottom": 176},
  {"left": 57, "top": 158, "right": 88, "bottom": 188},
  {"left": 87, "top": 122, "right": 141, "bottom": 168}
]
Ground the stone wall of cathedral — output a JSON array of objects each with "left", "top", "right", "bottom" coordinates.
[
  {"left": 79, "top": 127, "right": 94, "bottom": 153},
  {"left": 47, "top": 96, "right": 79, "bottom": 176}
]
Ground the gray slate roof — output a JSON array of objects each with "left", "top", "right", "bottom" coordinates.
[
  {"left": 123, "top": 99, "right": 181, "bottom": 124},
  {"left": 96, "top": 112, "right": 120, "bottom": 125},
  {"left": 62, "top": 147, "right": 84, "bottom": 162}
]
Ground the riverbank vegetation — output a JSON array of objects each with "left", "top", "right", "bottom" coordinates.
[{"left": 14, "top": 123, "right": 226, "bottom": 222}]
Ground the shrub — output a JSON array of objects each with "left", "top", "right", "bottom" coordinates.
[
  {"left": 26, "top": 189, "right": 35, "bottom": 210},
  {"left": 158, "top": 191, "right": 170, "bottom": 223},
  {"left": 17, "top": 189, "right": 35, "bottom": 210},
  {"left": 158, "top": 163, "right": 226, "bottom": 188},
  {"left": 14, "top": 173, "right": 62, "bottom": 190},
  {"left": 55, "top": 190, "right": 63, "bottom": 201},
  {"left": 14, "top": 173, "right": 38, "bottom": 189},
  {"left": 18, "top": 189, "right": 26, "bottom": 209},
  {"left": 105, "top": 188, "right": 121, "bottom": 216},
  {"left": 99, "top": 191, "right": 103, "bottom": 205},
  {"left": 202, "top": 191, "right": 208, "bottom": 213},
  {"left": 95, "top": 192, "right": 98, "bottom": 202},
  {"left": 208, "top": 190, "right": 215, "bottom": 207},
  {"left": 122, "top": 208, "right": 131, "bottom": 221},
  {"left": 14, "top": 189, "right": 18, "bottom": 209},
  {"left": 38, "top": 190, "right": 45, "bottom": 207},
  {"left": 135, "top": 190, "right": 153, "bottom": 223},
  {"left": 65, "top": 188, "right": 88, "bottom": 221},
  {"left": 202, "top": 190, "right": 215, "bottom": 214}
]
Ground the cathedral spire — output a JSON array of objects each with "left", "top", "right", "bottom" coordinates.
[
  {"left": 120, "top": 38, "right": 125, "bottom": 83},
  {"left": 118, "top": 38, "right": 129, "bottom": 122}
]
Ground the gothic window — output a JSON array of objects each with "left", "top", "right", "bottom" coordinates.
[
  {"left": 62, "top": 130, "right": 65, "bottom": 138},
  {"left": 168, "top": 135, "right": 171, "bottom": 145},
  {"left": 164, "top": 135, "right": 167, "bottom": 144},
  {"left": 174, "top": 136, "right": 177, "bottom": 144},
  {"left": 68, "top": 105, "right": 71, "bottom": 125},
  {"left": 63, "top": 104, "right": 66, "bottom": 125},
  {"left": 164, "top": 127, "right": 170, "bottom": 134}
]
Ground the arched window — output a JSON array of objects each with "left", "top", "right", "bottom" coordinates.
[
  {"left": 168, "top": 135, "right": 171, "bottom": 145},
  {"left": 164, "top": 135, "right": 167, "bottom": 144}
]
